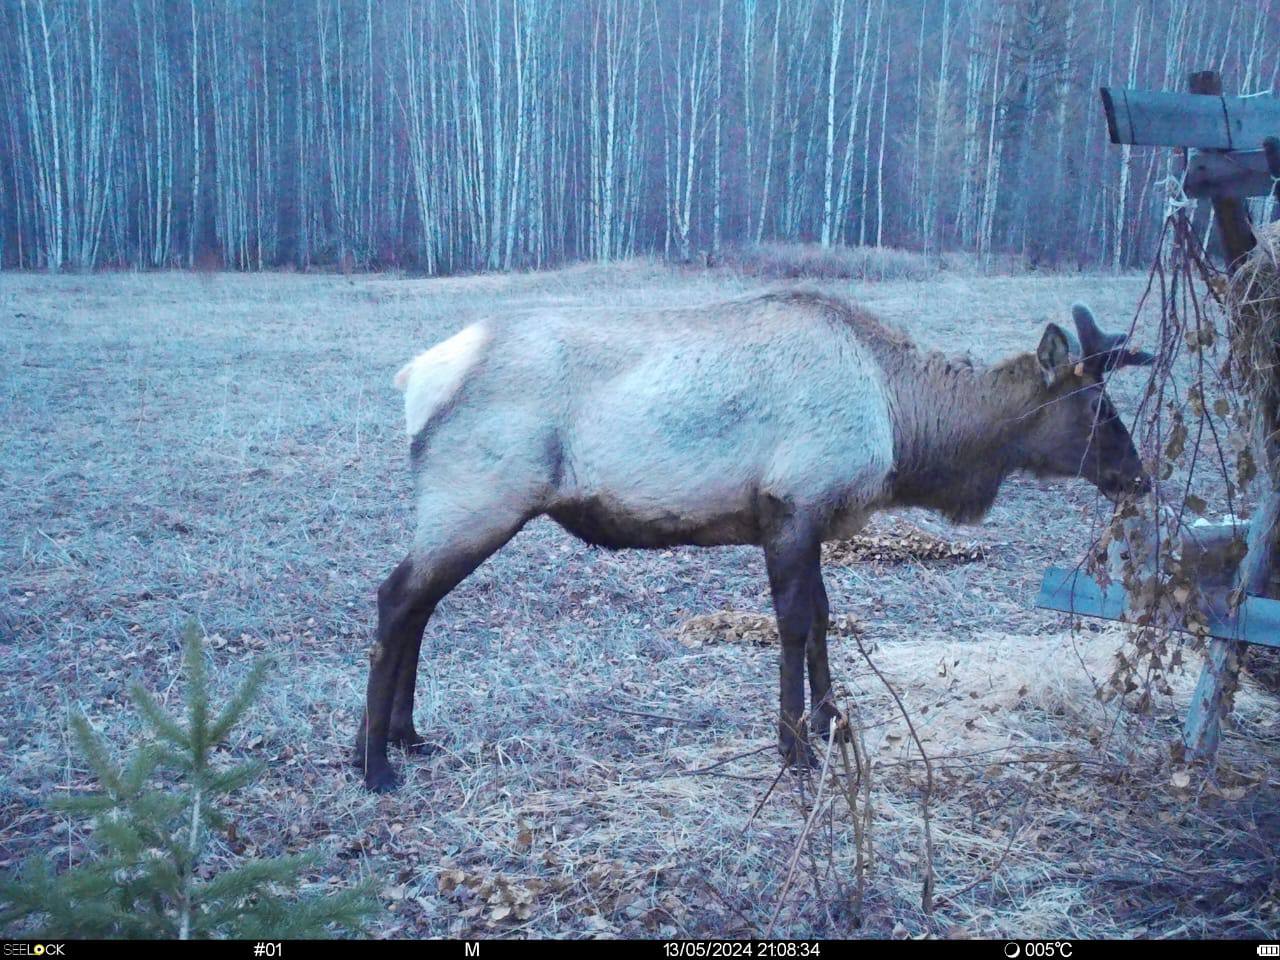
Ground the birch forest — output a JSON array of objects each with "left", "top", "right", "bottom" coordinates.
[{"left": 1, "top": 0, "right": 1277, "bottom": 273}]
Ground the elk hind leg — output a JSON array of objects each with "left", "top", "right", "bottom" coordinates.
[
  {"left": 387, "top": 577, "right": 431, "bottom": 753},
  {"left": 805, "top": 573, "right": 848, "bottom": 744},
  {"left": 355, "top": 559, "right": 434, "bottom": 788},
  {"left": 356, "top": 502, "right": 530, "bottom": 792}
]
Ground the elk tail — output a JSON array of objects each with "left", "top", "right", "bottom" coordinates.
[{"left": 396, "top": 323, "right": 491, "bottom": 438}]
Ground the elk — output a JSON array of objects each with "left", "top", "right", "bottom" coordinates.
[{"left": 355, "top": 291, "right": 1153, "bottom": 791}]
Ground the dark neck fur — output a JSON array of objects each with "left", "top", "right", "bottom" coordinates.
[{"left": 884, "top": 351, "right": 1042, "bottom": 523}]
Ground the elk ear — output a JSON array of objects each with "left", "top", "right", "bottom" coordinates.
[
  {"left": 1036, "top": 323, "right": 1073, "bottom": 386},
  {"left": 1072, "top": 303, "right": 1106, "bottom": 357},
  {"left": 1073, "top": 302, "right": 1148, "bottom": 373}
]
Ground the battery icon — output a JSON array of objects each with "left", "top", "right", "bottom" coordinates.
[{"left": 1257, "top": 946, "right": 1279, "bottom": 956}]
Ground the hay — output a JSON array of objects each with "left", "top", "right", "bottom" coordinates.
[
  {"left": 823, "top": 519, "right": 985, "bottom": 566},
  {"left": 735, "top": 625, "right": 1280, "bottom": 938},
  {"left": 1225, "top": 222, "right": 1280, "bottom": 694},
  {"left": 1227, "top": 220, "right": 1280, "bottom": 476}
]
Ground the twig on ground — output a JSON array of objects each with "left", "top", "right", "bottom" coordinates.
[
  {"left": 764, "top": 726, "right": 838, "bottom": 939},
  {"left": 854, "top": 631, "right": 935, "bottom": 913}
]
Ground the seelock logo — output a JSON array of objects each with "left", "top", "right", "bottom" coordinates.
[{"left": 4, "top": 946, "right": 67, "bottom": 956}]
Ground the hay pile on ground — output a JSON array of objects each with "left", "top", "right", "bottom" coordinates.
[
  {"left": 824, "top": 519, "right": 985, "bottom": 566},
  {"left": 823, "top": 625, "right": 1279, "bottom": 937},
  {"left": 676, "top": 610, "right": 862, "bottom": 647},
  {"left": 551, "top": 623, "right": 1280, "bottom": 938}
]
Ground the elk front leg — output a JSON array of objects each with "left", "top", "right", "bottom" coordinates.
[
  {"left": 806, "top": 574, "right": 847, "bottom": 743},
  {"left": 764, "top": 513, "right": 823, "bottom": 768}
]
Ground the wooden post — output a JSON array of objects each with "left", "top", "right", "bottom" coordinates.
[
  {"left": 1264, "top": 136, "right": 1280, "bottom": 218},
  {"left": 1189, "top": 71, "right": 1255, "bottom": 271},
  {"left": 1183, "top": 497, "right": 1278, "bottom": 757},
  {"left": 1106, "top": 513, "right": 1158, "bottom": 616},
  {"left": 1183, "top": 69, "right": 1275, "bottom": 757},
  {"left": 1185, "top": 149, "right": 1275, "bottom": 200}
]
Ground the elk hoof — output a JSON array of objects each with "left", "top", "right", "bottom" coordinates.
[
  {"left": 811, "top": 712, "right": 853, "bottom": 744},
  {"left": 363, "top": 763, "right": 399, "bottom": 793},
  {"left": 389, "top": 728, "right": 433, "bottom": 754},
  {"left": 400, "top": 738, "right": 434, "bottom": 756},
  {"left": 778, "top": 736, "right": 818, "bottom": 771}
]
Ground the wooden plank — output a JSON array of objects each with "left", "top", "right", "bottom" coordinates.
[
  {"left": 1037, "top": 567, "right": 1127, "bottom": 620},
  {"left": 1101, "top": 86, "right": 1280, "bottom": 149},
  {"left": 1185, "top": 148, "right": 1273, "bottom": 199},
  {"left": 1036, "top": 566, "right": 1280, "bottom": 650},
  {"left": 1184, "top": 644, "right": 1242, "bottom": 758}
]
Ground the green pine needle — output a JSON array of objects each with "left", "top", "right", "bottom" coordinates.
[
  {"left": 129, "top": 682, "right": 192, "bottom": 752},
  {"left": 208, "top": 657, "right": 271, "bottom": 744}
]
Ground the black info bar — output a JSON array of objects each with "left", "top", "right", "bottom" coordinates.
[{"left": 1, "top": 941, "right": 1270, "bottom": 958}]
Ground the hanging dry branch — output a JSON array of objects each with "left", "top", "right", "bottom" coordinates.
[{"left": 1087, "top": 199, "right": 1279, "bottom": 746}]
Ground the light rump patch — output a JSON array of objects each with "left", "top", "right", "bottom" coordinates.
[{"left": 396, "top": 322, "right": 491, "bottom": 437}]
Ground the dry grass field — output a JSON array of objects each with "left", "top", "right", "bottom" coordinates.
[{"left": 2, "top": 261, "right": 1278, "bottom": 938}]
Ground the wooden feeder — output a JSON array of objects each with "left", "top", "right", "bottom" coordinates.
[{"left": 1036, "top": 70, "right": 1280, "bottom": 759}]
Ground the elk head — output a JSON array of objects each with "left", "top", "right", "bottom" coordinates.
[{"left": 1024, "top": 304, "right": 1154, "bottom": 500}]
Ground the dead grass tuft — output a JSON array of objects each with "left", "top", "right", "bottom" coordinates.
[{"left": 718, "top": 243, "right": 938, "bottom": 282}]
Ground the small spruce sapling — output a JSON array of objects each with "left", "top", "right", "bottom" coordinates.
[{"left": 0, "top": 621, "right": 374, "bottom": 939}]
